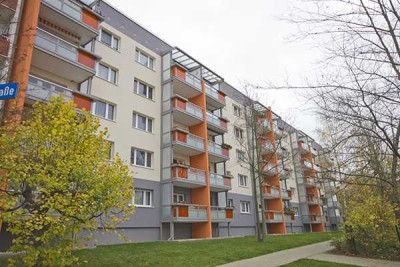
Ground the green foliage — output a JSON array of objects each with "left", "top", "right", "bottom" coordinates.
[
  {"left": 0, "top": 98, "right": 134, "bottom": 267},
  {"left": 332, "top": 186, "right": 400, "bottom": 261}
]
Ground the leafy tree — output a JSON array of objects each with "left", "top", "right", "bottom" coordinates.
[{"left": 0, "top": 98, "right": 134, "bottom": 267}]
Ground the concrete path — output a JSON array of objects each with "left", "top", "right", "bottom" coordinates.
[
  {"left": 219, "top": 241, "right": 332, "bottom": 267},
  {"left": 309, "top": 253, "right": 400, "bottom": 267}
]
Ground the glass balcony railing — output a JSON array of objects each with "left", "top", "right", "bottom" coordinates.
[
  {"left": 43, "top": 0, "right": 82, "bottom": 21},
  {"left": 307, "top": 196, "right": 319, "bottom": 205},
  {"left": 208, "top": 141, "right": 229, "bottom": 159},
  {"left": 282, "top": 189, "right": 292, "bottom": 199},
  {"left": 171, "top": 204, "right": 208, "bottom": 221},
  {"left": 263, "top": 163, "right": 278, "bottom": 176},
  {"left": 209, "top": 173, "right": 231, "bottom": 188},
  {"left": 27, "top": 75, "right": 73, "bottom": 102},
  {"left": 206, "top": 112, "right": 228, "bottom": 131},
  {"left": 263, "top": 186, "right": 280, "bottom": 198},
  {"left": 171, "top": 165, "right": 206, "bottom": 184},
  {"left": 265, "top": 211, "right": 283, "bottom": 222},
  {"left": 205, "top": 84, "right": 225, "bottom": 105},
  {"left": 172, "top": 130, "right": 205, "bottom": 151},
  {"left": 302, "top": 160, "right": 313, "bottom": 169},
  {"left": 172, "top": 98, "right": 203, "bottom": 120},
  {"left": 211, "top": 207, "right": 233, "bottom": 220},
  {"left": 299, "top": 141, "right": 309, "bottom": 152}
]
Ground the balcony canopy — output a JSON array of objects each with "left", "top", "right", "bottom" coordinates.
[{"left": 171, "top": 47, "right": 223, "bottom": 85}]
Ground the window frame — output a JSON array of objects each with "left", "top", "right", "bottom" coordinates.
[
  {"left": 136, "top": 49, "right": 155, "bottom": 69},
  {"left": 234, "top": 126, "right": 244, "bottom": 140},
  {"left": 240, "top": 201, "right": 251, "bottom": 214},
  {"left": 132, "top": 112, "right": 153, "bottom": 133},
  {"left": 173, "top": 193, "right": 185, "bottom": 203},
  {"left": 91, "top": 100, "right": 115, "bottom": 121},
  {"left": 99, "top": 28, "right": 120, "bottom": 51},
  {"left": 238, "top": 174, "right": 248, "bottom": 187},
  {"left": 236, "top": 149, "right": 245, "bottom": 162},
  {"left": 131, "top": 147, "right": 152, "bottom": 168},
  {"left": 133, "top": 189, "right": 153, "bottom": 207},
  {"left": 227, "top": 199, "right": 234, "bottom": 208},
  {"left": 97, "top": 63, "right": 118, "bottom": 84},
  {"left": 134, "top": 79, "right": 154, "bottom": 100},
  {"left": 233, "top": 105, "right": 242, "bottom": 117}
]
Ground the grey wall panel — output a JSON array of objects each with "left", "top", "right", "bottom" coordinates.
[
  {"left": 228, "top": 193, "right": 256, "bottom": 228},
  {"left": 90, "top": 228, "right": 160, "bottom": 245},
  {"left": 219, "top": 226, "right": 256, "bottom": 237},
  {"left": 174, "top": 223, "right": 192, "bottom": 240}
]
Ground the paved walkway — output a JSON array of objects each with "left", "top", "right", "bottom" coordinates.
[
  {"left": 219, "top": 241, "right": 332, "bottom": 267},
  {"left": 309, "top": 253, "right": 400, "bottom": 267}
]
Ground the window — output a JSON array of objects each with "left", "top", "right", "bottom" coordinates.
[
  {"left": 134, "top": 189, "right": 152, "bottom": 207},
  {"left": 234, "top": 127, "right": 244, "bottom": 139},
  {"left": 97, "top": 63, "right": 118, "bottom": 84},
  {"left": 233, "top": 105, "right": 242, "bottom": 117},
  {"left": 227, "top": 199, "right": 234, "bottom": 208},
  {"left": 136, "top": 49, "right": 154, "bottom": 69},
  {"left": 134, "top": 80, "right": 154, "bottom": 100},
  {"left": 105, "top": 140, "right": 114, "bottom": 159},
  {"left": 236, "top": 150, "right": 245, "bottom": 162},
  {"left": 173, "top": 193, "right": 185, "bottom": 203},
  {"left": 240, "top": 201, "right": 250, "bottom": 214},
  {"left": 100, "top": 29, "right": 120, "bottom": 51},
  {"left": 92, "top": 101, "right": 115, "bottom": 120},
  {"left": 131, "top": 148, "right": 152, "bottom": 167},
  {"left": 238, "top": 174, "right": 248, "bottom": 187},
  {"left": 132, "top": 112, "right": 153, "bottom": 132}
]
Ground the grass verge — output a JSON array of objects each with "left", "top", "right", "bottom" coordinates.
[{"left": 280, "top": 259, "right": 359, "bottom": 267}]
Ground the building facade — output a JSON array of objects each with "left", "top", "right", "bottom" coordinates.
[{"left": 0, "top": 0, "right": 342, "bottom": 248}]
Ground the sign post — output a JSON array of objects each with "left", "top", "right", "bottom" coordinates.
[{"left": 0, "top": 83, "right": 19, "bottom": 100}]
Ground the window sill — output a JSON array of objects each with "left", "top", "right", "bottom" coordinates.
[
  {"left": 96, "top": 76, "right": 118, "bottom": 86},
  {"left": 131, "top": 164, "right": 154, "bottom": 171},
  {"left": 133, "top": 92, "right": 156, "bottom": 103},
  {"left": 238, "top": 185, "right": 249, "bottom": 189},
  {"left": 97, "top": 40, "right": 121, "bottom": 53},
  {"left": 92, "top": 114, "right": 116, "bottom": 123},
  {"left": 132, "top": 127, "right": 156, "bottom": 135},
  {"left": 135, "top": 60, "right": 156, "bottom": 72},
  {"left": 135, "top": 205, "right": 155, "bottom": 209},
  {"left": 240, "top": 212, "right": 251, "bottom": 215}
]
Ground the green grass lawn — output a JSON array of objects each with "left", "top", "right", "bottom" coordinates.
[
  {"left": 0, "top": 232, "right": 332, "bottom": 267},
  {"left": 280, "top": 259, "right": 359, "bottom": 267}
]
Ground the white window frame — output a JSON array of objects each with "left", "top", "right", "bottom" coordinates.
[
  {"left": 227, "top": 199, "right": 234, "bottom": 208},
  {"left": 99, "top": 28, "right": 120, "bottom": 51},
  {"left": 240, "top": 201, "right": 250, "bottom": 214},
  {"left": 132, "top": 112, "right": 153, "bottom": 133},
  {"left": 91, "top": 101, "right": 115, "bottom": 121},
  {"left": 236, "top": 150, "right": 245, "bottom": 162},
  {"left": 173, "top": 193, "right": 185, "bottom": 203},
  {"left": 233, "top": 105, "right": 242, "bottom": 117},
  {"left": 238, "top": 174, "right": 248, "bottom": 187},
  {"left": 131, "top": 148, "right": 152, "bottom": 168},
  {"left": 136, "top": 49, "right": 155, "bottom": 69},
  {"left": 234, "top": 127, "right": 244, "bottom": 140},
  {"left": 134, "top": 79, "right": 154, "bottom": 100},
  {"left": 97, "top": 63, "right": 118, "bottom": 84},
  {"left": 133, "top": 189, "right": 153, "bottom": 207}
]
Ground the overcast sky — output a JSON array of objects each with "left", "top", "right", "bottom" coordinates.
[{"left": 102, "top": 0, "right": 323, "bottom": 138}]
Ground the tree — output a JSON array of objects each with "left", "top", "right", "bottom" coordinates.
[{"left": 0, "top": 98, "right": 134, "bottom": 267}]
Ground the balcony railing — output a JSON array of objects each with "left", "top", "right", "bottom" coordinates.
[
  {"left": 311, "top": 147, "right": 318, "bottom": 156},
  {"left": 302, "top": 160, "right": 313, "bottom": 170},
  {"left": 172, "top": 97, "right": 204, "bottom": 120},
  {"left": 304, "top": 177, "right": 316, "bottom": 186},
  {"left": 35, "top": 28, "right": 96, "bottom": 71},
  {"left": 263, "top": 163, "right": 278, "bottom": 176},
  {"left": 298, "top": 141, "right": 309, "bottom": 153},
  {"left": 258, "top": 119, "right": 271, "bottom": 133},
  {"left": 206, "top": 112, "right": 228, "bottom": 131},
  {"left": 314, "top": 164, "right": 321, "bottom": 172},
  {"left": 276, "top": 147, "right": 288, "bottom": 158},
  {"left": 211, "top": 207, "right": 233, "bottom": 221},
  {"left": 27, "top": 75, "right": 73, "bottom": 102},
  {"left": 208, "top": 141, "right": 229, "bottom": 158},
  {"left": 261, "top": 141, "right": 274, "bottom": 154},
  {"left": 263, "top": 185, "right": 280, "bottom": 198},
  {"left": 210, "top": 173, "right": 231, "bottom": 189},
  {"left": 279, "top": 167, "right": 290, "bottom": 180},
  {"left": 172, "top": 130, "right": 205, "bottom": 151},
  {"left": 265, "top": 211, "right": 283, "bottom": 222},
  {"left": 0, "top": 36, "right": 10, "bottom": 58},
  {"left": 205, "top": 84, "right": 225, "bottom": 105},
  {"left": 171, "top": 165, "right": 206, "bottom": 184},
  {"left": 282, "top": 189, "right": 292, "bottom": 199},
  {"left": 307, "top": 196, "right": 319, "bottom": 205},
  {"left": 273, "top": 127, "right": 283, "bottom": 139},
  {"left": 171, "top": 204, "right": 208, "bottom": 221}
]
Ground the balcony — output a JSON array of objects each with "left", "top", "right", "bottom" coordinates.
[
  {"left": 40, "top": 0, "right": 101, "bottom": 44},
  {"left": 165, "top": 204, "right": 208, "bottom": 222},
  {"left": 285, "top": 214, "right": 295, "bottom": 222},
  {"left": 276, "top": 147, "right": 288, "bottom": 159},
  {"left": 265, "top": 211, "right": 283, "bottom": 223},
  {"left": 172, "top": 96, "right": 204, "bottom": 126},
  {"left": 0, "top": 0, "right": 17, "bottom": 24},
  {"left": 263, "top": 185, "right": 281, "bottom": 199},
  {"left": 314, "top": 164, "right": 321, "bottom": 172},
  {"left": 0, "top": 35, "right": 10, "bottom": 64},
  {"left": 260, "top": 141, "right": 274, "bottom": 155},
  {"left": 257, "top": 119, "right": 271, "bottom": 134},
  {"left": 205, "top": 84, "right": 225, "bottom": 110},
  {"left": 279, "top": 167, "right": 290, "bottom": 180},
  {"left": 306, "top": 196, "right": 319, "bottom": 206},
  {"left": 171, "top": 66, "right": 202, "bottom": 99},
  {"left": 311, "top": 147, "right": 318, "bottom": 156},
  {"left": 209, "top": 173, "right": 232, "bottom": 192},
  {"left": 208, "top": 141, "right": 229, "bottom": 163},
  {"left": 273, "top": 127, "right": 283, "bottom": 140},
  {"left": 172, "top": 129, "right": 205, "bottom": 156},
  {"left": 26, "top": 75, "right": 74, "bottom": 103},
  {"left": 206, "top": 112, "right": 228, "bottom": 135},
  {"left": 303, "top": 177, "right": 316, "bottom": 187},
  {"left": 32, "top": 28, "right": 98, "bottom": 83},
  {"left": 328, "top": 201, "right": 341, "bottom": 208},
  {"left": 298, "top": 141, "right": 310, "bottom": 154},
  {"left": 282, "top": 189, "right": 292, "bottom": 200},
  {"left": 263, "top": 163, "right": 278, "bottom": 177},
  {"left": 211, "top": 207, "right": 233, "bottom": 222},
  {"left": 302, "top": 160, "right": 313, "bottom": 171},
  {"left": 171, "top": 164, "right": 206, "bottom": 188},
  {"left": 302, "top": 215, "right": 323, "bottom": 224}
]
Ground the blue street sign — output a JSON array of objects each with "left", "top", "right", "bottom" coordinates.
[{"left": 0, "top": 83, "right": 19, "bottom": 100}]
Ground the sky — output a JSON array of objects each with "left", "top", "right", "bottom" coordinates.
[{"left": 96, "top": 0, "right": 324, "bottom": 138}]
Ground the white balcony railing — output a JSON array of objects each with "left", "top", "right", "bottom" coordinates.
[
  {"left": 209, "top": 173, "right": 229, "bottom": 187},
  {"left": 303, "top": 160, "right": 313, "bottom": 169},
  {"left": 205, "top": 84, "right": 225, "bottom": 104},
  {"left": 187, "top": 168, "right": 206, "bottom": 184},
  {"left": 184, "top": 72, "right": 202, "bottom": 91},
  {"left": 43, "top": 0, "right": 82, "bottom": 22},
  {"left": 186, "top": 134, "right": 205, "bottom": 150},
  {"left": 206, "top": 112, "right": 227, "bottom": 130},
  {"left": 208, "top": 141, "right": 228, "bottom": 158},
  {"left": 27, "top": 75, "right": 73, "bottom": 102}
]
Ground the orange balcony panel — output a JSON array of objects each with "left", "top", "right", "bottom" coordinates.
[
  {"left": 172, "top": 166, "right": 188, "bottom": 179},
  {"left": 265, "top": 212, "right": 274, "bottom": 220},
  {"left": 223, "top": 177, "right": 231, "bottom": 187},
  {"left": 173, "top": 130, "right": 187, "bottom": 143},
  {"left": 222, "top": 147, "right": 229, "bottom": 157},
  {"left": 0, "top": 36, "right": 10, "bottom": 58},
  {"left": 82, "top": 9, "right": 99, "bottom": 31},
  {"left": 78, "top": 50, "right": 96, "bottom": 70},
  {"left": 73, "top": 93, "right": 91, "bottom": 111},
  {"left": 172, "top": 65, "right": 186, "bottom": 80},
  {"left": 218, "top": 91, "right": 225, "bottom": 102},
  {"left": 226, "top": 208, "right": 233, "bottom": 219},
  {"left": 1, "top": 0, "right": 17, "bottom": 10},
  {"left": 173, "top": 205, "right": 189, "bottom": 218},
  {"left": 173, "top": 97, "right": 186, "bottom": 110}
]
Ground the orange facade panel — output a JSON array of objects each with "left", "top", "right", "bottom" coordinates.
[
  {"left": 82, "top": 9, "right": 99, "bottom": 31},
  {"left": 78, "top": 50, "right": 96, "bottom": 70},
  {"left": 1, "top": 0, "right": 18, "bottom": 10},
  {"left": 73, "top": 93, "right": 91, "bottom": 111},
  {"left": 226, "top": 209, "right": 233, "bottom": 219},
  {"left": 0, "top": 36, "right": 10, "bottom": 57}
]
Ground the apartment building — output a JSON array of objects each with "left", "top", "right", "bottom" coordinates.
[{"left": 0, "top": 0, "right": 342, "bottom": 249}]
